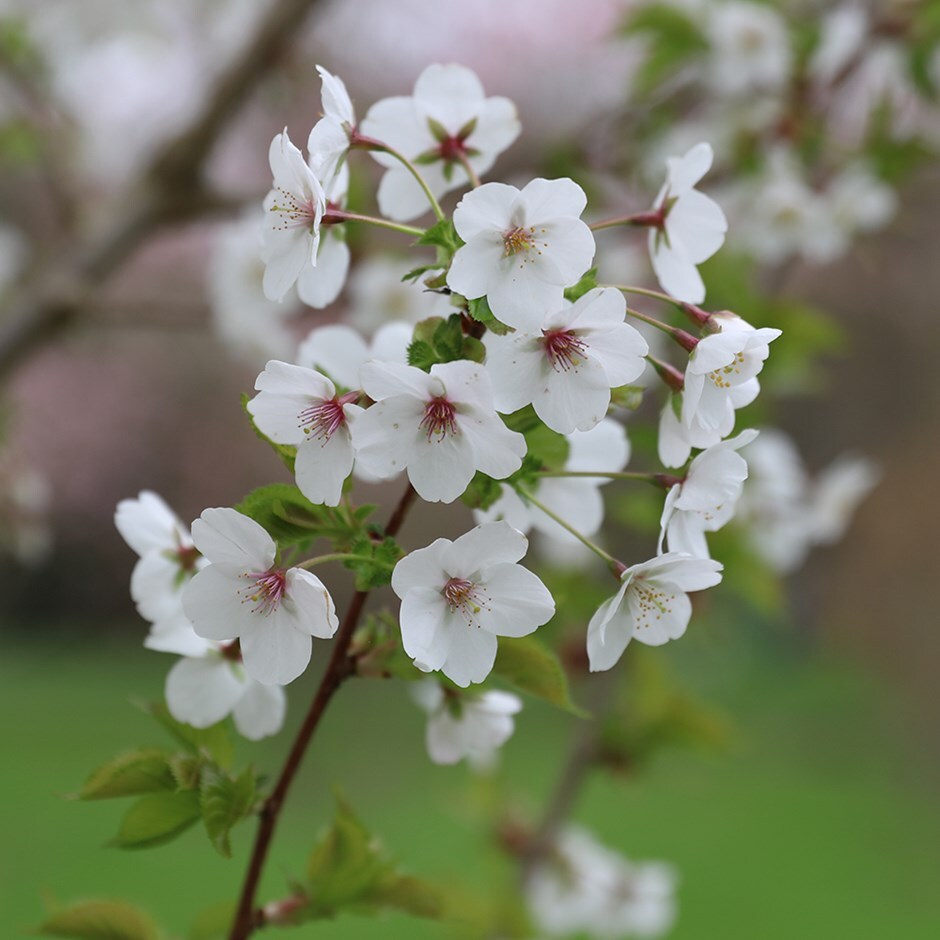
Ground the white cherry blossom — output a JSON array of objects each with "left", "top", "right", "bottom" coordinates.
[
  {"left": 296, "top": 162, "right": 351, "bottom": 309},
  {"left": 165, "top": 648, "right": 286, "bottom": 741},
  {"left": 183, "top": 508, "right": 338, "bottom": 685},
  {"left": 658, "top": 429, "right": 758, "bottom": 558},
  {"left": 247, "top": 361, "right": 362, "bottom": 506},
  {"left": 360, "top": 63, "right": 520, "bottom": 221},
  {"left": 705, "top": 2, "right": 792, "bottom": 96},
  {"left": 681, "top": 315, "right": 781, "bottom": 436},
  {"left": 391, "top": 522, "right": 555, "bottom": 687},
  {"left": 587, "top": 552, "right": 723, "bottom": 671},
  {"left": 307, "top": 65, "right": 356, "bottom": 184},
  {"left": 354, "top": 360, "right": 526, "bottom": 503},
  {"left": 208, "top": 211, "right": 296, "bottom": 366},
  {"left": 808, "top": 455, "right": 879, "bottom": 545},
  {"left": 527, "top": 825, "right": 678, "bottom": 938},
  {"left": 475, "top": 418, "right": 630, "bottom": 546},
  {"left": 411, "top": 680, "right": 521, "bottom": 768},
  {"left": 115, "top": 491, "right": 210, "bottom": 658},
  {"left": 648, "top": 142, "right": 727, "bottom": 304},
  {"left": 261, "top": 130, "right": 326, "bottom": 302},
  {"left": 484, "top": 287, "right": 648, "bottom": 433},
  {"left": 447, "top": 178, "right": 596, "bottom": 330},
  {"left": 346, "top": 255, "right": 449, "bottom": 334}
]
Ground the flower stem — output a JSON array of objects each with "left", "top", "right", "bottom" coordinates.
[
  {"left": 609, "top": 284, "right": 712, "bottom": 326},
  {"left": 322, "top": 208, "right": 424, "bottom": 237},
  {"left": 536, "top": 470, "right": 679, "bottom": 489},
  {"left": 515, "top": 486, "right": 616, "bottom": 565},
  {"left": 623, "top": 306, "right": 675, "bottom": 335},
  {"left": 454, "top": 150, "right": 482, "bottom": 188},
  {"left": 646, "top": 354, "right": 685, "bottom": 393},
  {"left": 228, "top": 483, "right": 417, "bottom": 940},
  {"left": 350, "top": 131, "right": 445, "bottom": 221},
  {"left": 589, "top": 209, "right": 665, "bottom": 232},
  {"left": 298, "top": 552, "right": 393, "bottom": 571}
]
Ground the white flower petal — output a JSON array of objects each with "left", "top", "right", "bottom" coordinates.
[
  {"left": 519, "top": 177, "right": 588, "bottom": 220},
  {"left": 165, "top": 656, "right": 245, "bottom": 728},
  {"left": 294, "top": 430, "right": 354, "bottom": 506},
  {"left": 297, "top": 231, "right": 350, "bottom": 309},
  {"left": 286, "top": 568, "right": 339, "bottom": 639},
  {"left": 240, "top": 615, "right": 312, "bottom": 686},
  {"left": 474, "top": 563, "right": 555, "bottom": 637},
  {"left": 441, "top": 625, "right": 499, "bottom": 687},
  {"left": 191, "top": 508, "right": 275, "bottom": 570},
  {"left": 444, "top": 521, "right": 529, "bottom": 575},
  {"left": 232, "top": 680, "right": 287, "bottom": 740},
  {"left": 452, "top": 182, "right": 519, "bottom": 241}
]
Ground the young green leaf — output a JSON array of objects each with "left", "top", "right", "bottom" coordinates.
[
  {"left": 109, "top": 790, "right": 202, "bottom": 850},
  {"left": 200, "top": 765, "right": 257, "bottom": 858},
  {"left": 143, "top": 702, "right": 235, "bottom": 771},
  {"left": 34, "top": 899, "right": 160, "bottom": 940},
  {"left": 493, "top": 636, "right": 585, "bottom": 716},
  {"left": 77, "top": 750, "right": 176, "bottom": 801}
]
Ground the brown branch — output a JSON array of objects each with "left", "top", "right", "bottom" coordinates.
[
  {"left": 228, "top": 483, "right": 417, "bottom": 940},
  {"left": 0, "top": 0, "right": 323, "bottom": 382},
  {"left": 519, "top": 664, "right": 624, "bottom": 883}
]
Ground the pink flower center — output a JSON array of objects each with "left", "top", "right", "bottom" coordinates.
[
  {"left": 420, "top": 396, "right": 459, "bottom": 441},
  {"left": 241, "top": 569, "right": 288, "bottom": 616},
  {"left": 268, "top": 187, "right": 319, "bottom": 232},
  {"left": 298, "top": 392, "right": 357, "bottom": 442},
  {"left": 542, "top": 329, "right": 587, "bottom": 371},
  {"left": 442, "top": 577, "right": 487, "bottom": 620}
]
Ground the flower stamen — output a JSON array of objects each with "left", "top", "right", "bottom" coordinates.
[
  {"left": 241, "top": 569, "right": 288, "bottom": 616},
  {"left": 420, "top": 396, "right": 459, "bottom": 441},
  {"left": 542, "top": 329, "right": 588, "bottom": 371}
]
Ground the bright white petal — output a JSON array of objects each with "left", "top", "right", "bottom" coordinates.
[
  {"left": 444, "top": 521, "right": 528, "bottom": 576},
  {"left": 519, "top": 177, "right": 588, "bottom": 220},
  {"left": 392, "top": 538, "right": 450, "bottom": 596},
  {"left": 115, "top": 491, "right": 186, "bottom": 557},
  {"left": 452, "top": 182, "right": 518, "bottom": 240},
  {"left": 191, "top": 508, "right": 275, "bottom": 570},
  {"left": 297, "top": 232, "right": 350, "bottom": 309},
  {"left": 286, "top": 568, "right": 338, "bottom": 639},
  {"left": 446, "top": 234, "right": 506, "bottom": 300},
  {"left": 165, "top": 656, "right": 244, "bottom": 728},
  {"left": 294, "top": 430, "right": 354, "bottom": 506},
  {"left": 441, "top": 625, "right": 498, "bottom": 687},
  {"left": 475, "top": 564, "right": 554, "bottom": 637}
]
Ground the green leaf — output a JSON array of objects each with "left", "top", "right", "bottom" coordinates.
[
  {"left": 77, "top": 750, "right": 175, "bottom": 801},
  {"left": 345, "top": 534, "right": 402, "bottom": 591},
  {"left": 110, "top": 790, "right": 201, "bottom": 850},
  {"left": 305, "top": 795, "right": 393, "bottom": 917},
  {"left": 459, "top": 472, "right": 504, "bottom": 511},
  {"left": 623, "top": 3, "right": 708, "bottom": 94},
  {"left": 562, "top": 267, "right": 598, "bottom": 303},
  {"left": 187, "top": 901, "right": 236, "bottom": 940},
  {"left": 493, "top": 636, "right": 584, "bottom": 715},
  {"left": 465, "top": 296, "right": 510, "bottom": 334},
  {"left": 432, "top": 314, "right": 464, "bottom": 361},
  {"left": 34, "top": 899, "right": 160, "bottom": 940},
  {"left": 522, "top": 423, "right": 569, "bottom": 471},
  {"left": 368, "top": 872, "right": 450, "bottom": 920},
  {"left": 144, "top": 702, "right": 234, "bottom": 770},
  {"left": 610, "top": 384, "right": 644, "bottom": 411},
  {"left": 236, "top": 483, "right": 364, "bottom": 552},
  {"left": 407, "top": 339, "right": 437, "bottom": 371},
  {"left": 241, "top": 393, "right": 296, "bottom": 472},
  {"left": 417, "top": 218, "right": 461, "bottom": 254},
  {"left": 200, "top": 766, "right": 256, "bottom": 858}
]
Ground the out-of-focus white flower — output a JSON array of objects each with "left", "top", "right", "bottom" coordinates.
[
  {"left": 729, "top": 148, "right": 837, "bottom": 264},
  {"left": 648, "top": 143, "right": 727, "bottom": 305},
  {"left": 353, "top": 360, "right": 526, "bottom": 503},
  {"left": 115, "top": 491, "right": 211, "bottom": 658},
  {"left": 166, "top": 648, "right": 287, "bottom": 740},
  {"left": 346, "top": 256, "right": 449, "bottom": 334},
  {"left": 447, "top": 178, "right": 595, "bottom": 330},
  {"left": 659, "top": 429, "right": 758, "bottom": 558},
  {"left": 247, "top": 361, "right": 362, "bottom": 506},
  {"left": 817, "top": 164, "right": 897, "bottom": 260},
  {"left": 391, "top": 522, "right": 555, "bottom": 687},
  {"left": 0, "top": 459, "right": 53, "bottom": 567},
  {"left": 261, "top": 131, "right": 326, "bottom": 303},
  {"left": 587, "top": 552, "right": 723, "bottom": 671},
  {"left": 296, "top": 322, "right": 412, "bottom": 390},
  {"left": 808, "top": 454, "right": 879, "bottom": 545},
  {"left": 411, "top": 680, "right": 522, "bottom": 768},
  {"left": 484, "top": 287, "right": 647, "bottom": 433},
  {"left": 360, "top": 63, "right": 520, "bottom": 222},
  {"left": 183, "top": 508, "right": 338, "bottom": 685},
  {"left": 527, "top": 825, "right": 678, "bottom": 938},
  {"left": 307, "top": 65, "right": 356, "bottom": 184},
  {"left": 208, "top": 212, "right": 297, "bottom": 366},
  {"left": 705, "top": 1, "right": 792, "bottom": 96},
  {"left": 475, "top": 418, "right": 630, "bottom": 547},
  {"left": 808, "top": 4, "right": 868, "bottom": 87}
]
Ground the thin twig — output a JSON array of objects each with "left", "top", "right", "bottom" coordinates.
[{"left": 0, "top": 0, "right": 324, "bottom": 382}]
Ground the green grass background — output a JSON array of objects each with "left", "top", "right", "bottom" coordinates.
[{"left": 2, "top": 629, "right": 938, "bottom": 938}]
